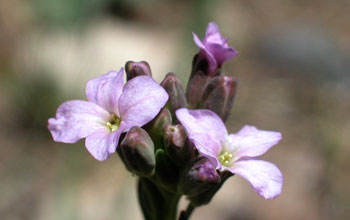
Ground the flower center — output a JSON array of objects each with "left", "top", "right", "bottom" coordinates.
[
  {"left": 218, "top": 151, "right": 234, "bottom": 166},
  {"left": 106, "top": 114, "right": 121, "bottom": 132}
]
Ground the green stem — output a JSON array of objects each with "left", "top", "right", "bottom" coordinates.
[
  {"left": 185, "top": 203, "right": 195, "bottom": 219},
  {"left": 138, "top": 177, "right": 181, "bottom": 220}
]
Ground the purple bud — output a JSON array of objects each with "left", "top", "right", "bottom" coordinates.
[
  {"left": 160, "top": 73, "right": 187, "bottom": 117},
  {"left": 119, "top": 126, "right": 155, "bottom": 178},
  {"left": 164, "top": 124, "right": 195, "bottom": 165},
  {"left": 178, "top": 157, "right": 221, "bottom": 196},
  {"left": 199, "top": 75, "right": 237, "bottom": 122},
  {"left": 125, "top": 61, "right": 152, "bottom": 81},
  {"left": 186, "top": 70, "right": 212, "bottom": 108}
]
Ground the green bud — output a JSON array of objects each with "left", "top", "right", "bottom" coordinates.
[
  {"left": 125, "top": 61, "right": 152, "bottom": 81},
  {"left": 178, "top": 157, "right": 221, "bottom": 196},
  {"left": 164, "top": 124, "right": 195, "bottom": 166},
  {"left": 143, "top": 108, "right": 172, "bottom": 147},
  {"left": 160, "top": 72, "right": 187, "bottom": 117},
  {"left": 118, "top": 126, "right": 155, "bottom": 178},
  {"left": 199, "top": 75, "right": 237, "bottom": 122}
]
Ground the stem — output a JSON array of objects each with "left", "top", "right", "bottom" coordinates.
[
  {"left": 185, "top": 203, "right": 195, "bottom": 219},
  {"left": 178, "top": 203, "right": 196, "bottom": 220},
  {"left": 138, "top": 177, "right": 181, "bottom": 220}
]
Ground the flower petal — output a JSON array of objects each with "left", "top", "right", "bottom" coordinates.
[
  {"left": 189, "top": 133, "right": 221, "bottom": 169},
  {"left": 48, "top": 100, "right": 110, "bottom": 143},
  {"left": 193, "top": 32, "right": 206, "bottom": 50},
  {"left": 205, "top": 22, "right": 219, "bottom": 36},
  {"left": 230, "top": 159, "right": 283, "bottom": 199},
  {"left": 193, "top": 32, "right": 217, "bottom": 72},
  {"left": 118, "top": 75, "right": 168, "bottom": 127},
  {"left": 86, "top": 69, "right": 124, "bottom": 115},
  {"left": 228, "top": 125, "right": 282, "bottom": 159},
  {"left": 176, "top": 108, "right": 227, "bottom": 141},
  {"left": 206, "top": 43, "right": 238, "bottom": 66},
  {"left": 85, "top": 122, "right": 128, "bottom": 161}
]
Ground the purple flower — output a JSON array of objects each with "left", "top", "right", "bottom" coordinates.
[
  {"left": 176, "top": 108, "right": 283, "bottom": 199},
  {"left": 48, "top": 68, "right": 168, "bottom": 161},
  {"left": 193, "top": 22, "right": 238, "bottom": 73}
]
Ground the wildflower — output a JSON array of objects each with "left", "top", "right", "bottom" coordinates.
[
  {"left": 193, "top": 22, "right": 238, "bottom": 74},
  {"left": 48, "top": 68, "right": 168, "bottom": 161},
  {"left": 176, "top": 108, "right": 283, "bottom": 199}
]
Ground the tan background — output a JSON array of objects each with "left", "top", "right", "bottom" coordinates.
[{"left": 1, "top": 0, "right": 349, "bottom": 219}]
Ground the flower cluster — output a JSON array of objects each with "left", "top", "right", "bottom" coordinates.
[{"left": 48, "top": 22, "right": 283, "bottom": 220}]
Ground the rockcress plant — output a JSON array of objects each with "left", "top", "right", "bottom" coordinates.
[{"left": 48, "top": 22, "right": 283, "bottom": 220}]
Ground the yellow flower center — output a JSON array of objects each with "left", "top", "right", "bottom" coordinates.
[
  {"left": 218, "top": 151, "right": 234, "bottom": 166},
  {"left": 106, "top": 114, "right": 121, "bottom": 132}
]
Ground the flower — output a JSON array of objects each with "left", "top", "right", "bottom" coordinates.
[
  {"left": 48, "top": 68, "right": 168, "bottom": 161},
  {"left": 193, "top": 22, "right": 238, "bottom": 73},
  {"left": 176, "top": 108, "right": 283, "bottom": 199}
]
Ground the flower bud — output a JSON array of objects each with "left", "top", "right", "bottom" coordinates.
[
  {"left": 143, "top": 108, "right": 172, "bottom": 147},
  {"left": 199, "top": 75, "right": 237, "bottom": 122},
  {"left": 164, "top": 124, "right": 195, "bottom": 166},
  {"left": 118, "top": 126, "right": 155, "bottom": 178},
  {"left": 154, "top": 149, "right": 179, "bottom": 193},
  {"left": 125, "top": 61, "right": 152, "bottom": 81},
  {"left": 186, "top": 54, "right": 220, "bottom": 108},
  {"left": 160, "top": 72, "right": 187, "bottom": 117},
  {"left": 178, "top": 157, "right": 221, "bottom": 196}
]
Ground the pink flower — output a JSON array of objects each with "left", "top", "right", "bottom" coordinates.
[
  {"left": 176, "top": 108, "right": 283, "bottom": 199},
  {"left": 193, "top": 22, "right": 238, "bottom": 73},
  {"left": 48, "top": 68, "right": 168, "bottom": 161}
]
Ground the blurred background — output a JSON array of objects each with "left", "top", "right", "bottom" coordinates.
[{"left": 1, "top": 0, "right": 349, "bottom": 219}]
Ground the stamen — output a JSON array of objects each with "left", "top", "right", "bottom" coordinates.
[
  {"left": 106, "top": 114, "right": 121, "bottom": 132},
  {"left": 218, "top": 151, "right": 234, "bottom": 167}
]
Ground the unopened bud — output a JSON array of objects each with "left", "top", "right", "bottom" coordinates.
[
  {"left": 160, "top": 73, "right": 187, "bottom": 117},
  {"left": 143, "top": 108, "right": 172, "bottom": 147},
  {"left": 118, "top": 126, "right": 155, "bottom": 178},
  {"left": 199, "top": 75, "right": 237, "bottom": 122},
  {"left": 125, "top": 61, "right": 152, "bottom": 81},
  {"left": 186, "top": 53, "right": 222, "bottom": 108},
  {"left": 164, "top": 124, "right": 195, "bottom": 166},
  {"left": 178, "top": 157, "right": 221, "bottom": 196}
]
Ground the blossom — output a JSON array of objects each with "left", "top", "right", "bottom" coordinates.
[
  {"left": 176, "top": 108, "right": 283, "bottom": 199},
  {"left": 48, "top": 68, "right": 168, "bottom": 161},
  {"left": 193, "top": 22, "right": 238, "bottom": 73}
]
